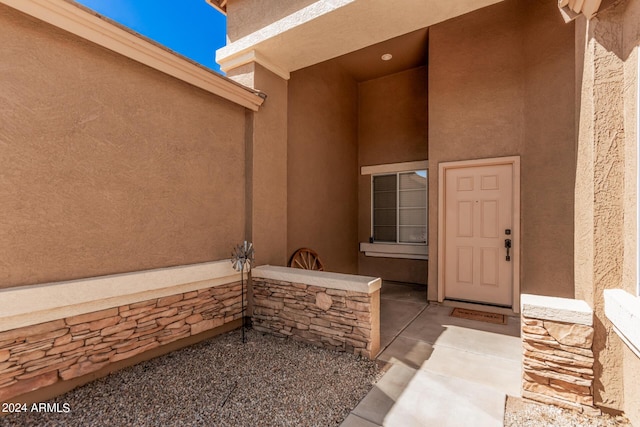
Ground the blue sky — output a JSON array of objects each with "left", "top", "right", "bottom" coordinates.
[{"left": 74, "top": 0, "right": 226, "bottom": 73}]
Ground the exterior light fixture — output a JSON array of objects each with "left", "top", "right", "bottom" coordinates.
[{"left": 381, "top": 53, "right": 393, "bottom": 61}]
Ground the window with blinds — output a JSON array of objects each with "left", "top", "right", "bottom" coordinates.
[{"left": 372, "top": 170, "right": 427, "bottom": 244}]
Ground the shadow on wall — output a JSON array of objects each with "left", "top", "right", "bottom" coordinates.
[
  {"left": 359, "top": 257, "right": 428, "bottom": 286},
  {"left": 592, "top": 314, "right": 624, "bottom": 413}
]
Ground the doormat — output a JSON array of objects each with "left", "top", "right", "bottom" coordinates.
[{"left": 450, "top": 308, "right": 506, "bottom": 324}]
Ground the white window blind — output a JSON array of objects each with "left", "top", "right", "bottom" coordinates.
[{"left": 372, "top": 170, "right": 427, "bottom": 244}]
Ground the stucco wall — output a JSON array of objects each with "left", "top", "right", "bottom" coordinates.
[
  {"left": 622, "top": 343, "right": 640, "bottom": 425},
  {"left": 428, "top": 0, "right": 575, "bottom": 301},
  {"left": 0, "top": 5, "right": 247, "bottom": 288},
  {"left": 621, "top": 1, "right": 640, "bottom": 423},
  {"left": 358, "top": 67, "right": 429, "bottom": 284},
  {"left": 250, "top": 64, "right": 289, "bottom": 266},
  {"left": 226, "top": 0, "right": 317, "bottom": 42},
  {"left": 574, "top": 0, "right": 640, "bottom": 415},
  {"left": 287, "top": 61, "right": 359, "bottom": 273},
  {"left": 621, "top": 3, "right": 640, "bottom": 303},
  {"left": 522, "top": 0, "right": 576, "bottom": 299}
]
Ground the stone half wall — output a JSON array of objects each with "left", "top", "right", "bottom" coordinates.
[
  {"left": 0, "top": 261, "right": 245, "bottom": 403},
  {"left": 250, "top": 266, "right": 381, "bottom": 359},
  {"left": 0, "top": 282, "right": 242, "bottom": 402},
  {"left": 520, "top": 294, "right": 598, "bottom": 415}
]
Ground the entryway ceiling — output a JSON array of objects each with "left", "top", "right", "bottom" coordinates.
[
  {"left": 217, "top": 0, "right": 504, "bottom": 77},
  {"left": 334, "top": 28, "right": 428, "bottom": 82}
]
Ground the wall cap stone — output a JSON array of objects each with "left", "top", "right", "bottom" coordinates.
[
  {"left": 0, "top": 261, "right": 243, "bottom": 333},
  {"left": 521, "top": 294, "right": 592, "bottom": 326},
  {"left": 252, "top": 266, "right": 381, "bottom": 294},
  {"left": 604, "top": 289, "right": 640, "bottom": 359}
]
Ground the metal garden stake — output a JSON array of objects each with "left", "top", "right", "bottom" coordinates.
[{"left": 231, "top": 241, "right": 254, "bottom": 343}]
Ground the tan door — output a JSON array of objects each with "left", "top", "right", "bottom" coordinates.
[{"left": 442, "top": 162, "right": 515, "bottom": 307}]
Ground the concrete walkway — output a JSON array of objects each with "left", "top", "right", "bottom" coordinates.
[{"left": 341, "top": 282, "right": 521, "bottom": 427}]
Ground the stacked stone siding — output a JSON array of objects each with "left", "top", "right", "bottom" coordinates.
[
  {"left": 521, "top": 311, "right": 598, "bottom": 414},
  {"left": 0, "top": 282, "right": 243, "bottom": 402},
  {"left": 252, "top": 278, "right": 378, "bottom": 359}
]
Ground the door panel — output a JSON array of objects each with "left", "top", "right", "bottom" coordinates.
[
  {"left": 480, "top": 247, "right": 499, "bottom": 286},
  {"left": 457, "top": 201, "right": 474, "bottom": 237},
  {"left": 456, "top": 247, "right": 474, "bottom": 283},
  {"left": 481, "top": 200, "right": 498, "bottom": 238},
  {"left": 443, "top": 163, "right": 514, "bottom": 306}
]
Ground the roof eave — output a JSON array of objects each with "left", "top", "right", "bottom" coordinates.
[
  {"left": 205, "top": 0, "right": 227, "bottom": 15},
  {"left": 557, "top": 0, "right": 603, "bottom": 22}
]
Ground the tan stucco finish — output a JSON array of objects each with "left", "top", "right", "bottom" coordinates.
[
  {"left": 249, "top": 63, "right": 289, "bottom": 266},
  {"left": 622, "top": 343, "right": 640, "bottom": 425},
  {"left": 0, "top": 5, "right": 246, "bottom": 288},
  {"left": 287, "top": 60, "right": 359, "bottom": 273},
  {"left": 219, "top": 0, "right": 503, "bottom": 76},
  {"left": 226, "top": 0, "right": 319, "bottom": 42},
  {"left": 358, "top": 67, "right": 428, "bottom": 167},
  {"left": 357, "top": 67, "right": 428, "bottom": 284},
  {"left": 285, "top": 56, "right": 429, "bottom": 281},
  {"left": 574, "top": 0, "right": 640, "bottom": 413},
  {"left": 428, "top": 0, "right": 576, "bottom": 302}
]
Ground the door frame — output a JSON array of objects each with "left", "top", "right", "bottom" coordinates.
[{"left": 437, "top": 156, "right": 521, "bottom": 313}]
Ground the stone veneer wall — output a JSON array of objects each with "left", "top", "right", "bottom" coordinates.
[
  {"left": 0, "top": 282, "right": 242, "bottom": 402},
  {"left": 251, "top": 266, "right": 381, "bottom": 359},
  {"left": 521, "top": 294, "right": 598, "bottom": 415}
]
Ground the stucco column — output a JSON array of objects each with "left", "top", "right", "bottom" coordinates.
[
  {"left": 228, "top": 62, "right": 288, "bottom": 266},
  {"left": 574, "top": 12, "right": 626, "bottom": 411}
]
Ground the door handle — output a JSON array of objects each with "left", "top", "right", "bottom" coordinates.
[{"left": 504, "top": 239, "right": 512, "bottom": 261}]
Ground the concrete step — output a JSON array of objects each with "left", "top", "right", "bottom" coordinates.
[{"left": 344, "top": 362, "right": 418, "bottom": 426}]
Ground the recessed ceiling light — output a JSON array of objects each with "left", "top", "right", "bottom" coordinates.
[{"left": 381, "top": 53, "right": 393, "bottom": 61}]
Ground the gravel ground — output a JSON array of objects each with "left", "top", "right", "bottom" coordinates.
[
  {"left": 504, "top": 396, "right": 631, "bottom": 427},
  {"left": 0, "top": 329, "right": 380, "bottom": 427}
]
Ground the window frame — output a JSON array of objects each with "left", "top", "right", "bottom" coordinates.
[
  {"left": 359, "top": 160, "right": 429, "bottom": 261},
  {"left": 370, "top": 170, "right": 428, "bottom": 245}
]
